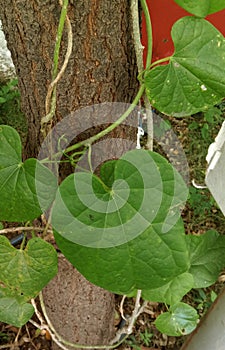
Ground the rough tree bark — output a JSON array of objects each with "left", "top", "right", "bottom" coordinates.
[
  {"left": 0, "top": 0, "right": 138, "bottom": 349},
  {"left": 0, "top": 0, "right": 138, "bottom": 156}
]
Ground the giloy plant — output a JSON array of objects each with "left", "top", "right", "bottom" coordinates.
[{"left": 1, "top": 0, "right": 225, "bottom": 342}]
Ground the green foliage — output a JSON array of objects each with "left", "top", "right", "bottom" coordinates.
[
  {"left": 191, "top": 288, "right": 217, "bottom": 314},
  {"left": 202, "top": 104, "right": 225, "bottom": 140},
  {"left": 0, "top": 79, "right": 27, "bottom": 143},
  {"left": 0, "top": 79, "right": 20, "bottom": 105},
  {"left": 142, "top": 273, "right": 194, "bottom": 305},
  {"left": 153, "top": 118, "right": 172, "bottom": 139},
  {"left": 124, "top": 336, "right": 142, "bottom": 350},
  {"left": 188, "top": 187, "right": 215, "bottom": 217},
  {"left": 141, "top": 230, "right": 225, "bottom": 306},
  {"left": 125, "top": 329, "right": 153, "bottom": 350},
  {"left": 186, "top": 230, "right": 225, "bottom": 288},
  {"left": 204, "top": 103, "right": 225, "bottom": 124},
  {"left": 139, "top": 329, "right": 153, "bottom": 346},
  {"left": 1, "top": 127, "right": 224, "bottom": 332},
  {"left": 0, "top": 331, "right": 9, "bottom": 344},
  {"left": 0, "top": 236, "right": 57, "bottom": 326},
  {"left": 52, "top": 150, "right": 189, "bottom": 293},
  {"left": 188, "top": 104, "right": 225, "bottom": 144},
  {"left": 174, "top": 0, "right": 225, "bottom": 17},
  {"left": 145, "top": 17, "right": 225, "bottom": 117},
  {"left": 0, "top": 125, "right": 57, "bottom": 221},
  {"left": 1, "top": 0, "right": 225, "bottom": 340},
  {"left": 155, "top": 302, "right": 199, "bottom": 336}
]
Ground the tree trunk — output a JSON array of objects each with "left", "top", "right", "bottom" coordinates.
[
  {"left": 43, "top": 255, "right": 116, "bottom": 350},
  {"left": 0, "top": 0, "right": 138, "bottom": 157},
  {"left": 0, "top": 0, "right": 138, "bottom": 348}
]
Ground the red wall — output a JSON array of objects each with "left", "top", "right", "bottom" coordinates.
[{"left": 142, "top": 0, "right": 225, "bottom": 64}]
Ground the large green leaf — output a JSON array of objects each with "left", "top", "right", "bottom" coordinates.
[
  {"left": 174, "top": 0, "right": 225, "bottom": 17},
  {"left": 0, "top": 236, "right": 57, "bottom": 326},
  {"left": 0, "top": 125, "right": 57, "bottom": 221},
  {"left": 186, "top": 230, "right": 225, "bottom": 288},
  {"left": 0, "top": 297, "right": 34, "bottom": 328},
  {"left": 145, "top": 17, "right": 225, "bottom": 117},
  {"left": 52, "top": 150, "right": 189, "bottom": 294},
  {"left": 208, "top": 0, "right": 225, "bottom": 14},
  {"left": 155, "top": 302, "right": 199, "bottom": 336},
  {"left": 142, "top": 272, "right": 194, "bottom": 305}
]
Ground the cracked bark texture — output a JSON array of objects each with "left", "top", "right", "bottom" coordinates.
[
  {"left": 43, "top": 256, "right": 116, "bottom": 350},
  {"left": 0, "top": 0, "right": 138, "bottom": 157},
  {"left": 0, "top": 0, "right": 138, "bottom": 348}
]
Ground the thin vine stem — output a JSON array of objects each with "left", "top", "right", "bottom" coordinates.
[
  {"left": 87, "top": 144, "right": 93, "bottom": 173},
  {"left": 131, "top": 0, "right": 144, "bottom": 73},
  {"left": 0, "top": 227, "right": 52, "bottom": 235},
  {"left": 40, "top": 84, "right": 145, "bottom": 163},
  {"left": 150, "top": 56, "right": 171, "bottom": 68},
  {"left": 40, "top": 0, "right": 154, "bottom": 162},
  {"left": 52, "top": 0, "right": 69, "bottom": 79},
  {"left": 61, "top": 84, "right": 143, "bottom": 150},
  {"left": 140, "top": 0, "right": 152, "bottom": 70},
  {"left": 133, "top": 0, "right": 153, "bottom": 150},
  {"left": 40, "top": 1, "right": 151, "bottom": 163},
  {"left": 41, "top": 0, "right": 72, "bottom": 128},
  {"left": 19, "top": 233, "right": 27, "bottom": 250}
]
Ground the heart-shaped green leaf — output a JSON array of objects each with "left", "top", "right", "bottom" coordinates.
[
  {"left": 52, "top": 150, "right": 189, "bottom": 294},
  {"left": 155, "top": 302, "right": 199, "bottom": 336},
  {"left": 142, "top": 272, "right": 194, "bottom": 305},
  {"left": 0, "top": 236, "right": 57, "bottom": 326},
  {"left": 0, "top": 125, "right": 57, "bottom": 221},
  {"left": 174, "top": 0, "right": 225, "bottom": 17},
  {"left": 145, "top": 17, "right": 225, "bottom": 117},
  {"left": 0, "top": 297, "right": 34, "bottom": 327},
  {"left": 186, "top": 230, "right": 225, "bottom": 288}
]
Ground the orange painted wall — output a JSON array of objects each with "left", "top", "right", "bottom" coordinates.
[{"left": 142, "top": 0, "right": 225, "bottom": 64}]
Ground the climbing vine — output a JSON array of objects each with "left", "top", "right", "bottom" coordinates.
[{"left": 1, "top": 0, "right": 225, "bottom": 348}]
